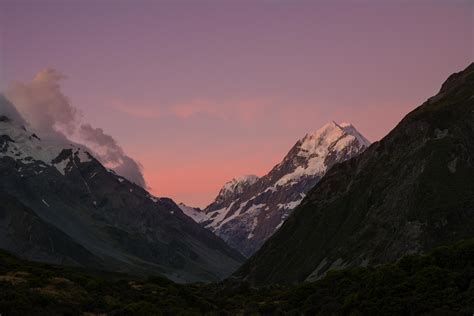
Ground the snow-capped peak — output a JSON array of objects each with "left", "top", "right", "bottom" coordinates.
[
  {"left": 197, "top": 120, "right": 371, "bottom": 257},
  {"left": 0, "top": 115, "right": 92, "bottom": 174},
  {"left": 222, "top": 175, "right": 259, "bottom": 190},
  {"left": 274, "top": 121, "right": 370, "bottom": 187},
  {"left": 216, "top": 175, "right": 259, "bottom": 201},
  {"left": 339, "top": 121, "right": 352, "bottom": 127},
  {"left": 338, "top": 122, "right": 371, "bottom": 148},
  {"left": 298, "top": 121, "right": 369, "bottom": 158}
]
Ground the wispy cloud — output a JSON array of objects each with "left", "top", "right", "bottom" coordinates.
[
  {"left": 169, "top": 98, "right": 273, "bottom": 123},
  {"left": 107, "top": 98, "right": 161, "bottom": 119}
]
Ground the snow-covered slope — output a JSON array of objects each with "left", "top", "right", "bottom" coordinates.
[
  {"left": 0, "top": 115, "right": 92, "bottom": 174},
  {"left": 191, "top": 121, "right": 370, "bottom": 257},
  {"left": 216, "top": 175, "right": 259, "bottom": 202},
  {"left": 178, "top": 203, "right": 208, "bottom": 223},
  {"left": 271, "top": 121, "right": 369, "bottom": 188},
  {"left": 202, "top": 175, "right": 259, "bottom": 228}
]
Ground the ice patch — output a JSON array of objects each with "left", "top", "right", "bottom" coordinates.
[
  {"left": 275, "top": 220, "right": 284, "bottom": 230},
  {"left": 264, "top": 186, "right": 277, "bottom": 193},
  {"left": 275, "top": 213, "right": 290, "bottom": 231},
  {"left": 247, "top": 217, "right": 259, "bottom": 239},
  {"left": 53, "top": 158, "right": 70, "bottom": 175},
  {"left": 277, "top": 193, "right": 306, "bottom": 210}
]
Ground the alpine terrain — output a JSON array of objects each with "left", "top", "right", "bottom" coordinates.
[
  {"left": 0, "top": 95, "right": 244, "bottom": 283},
  {"left": 236, "top": 63, "right": 474, "bottom": 284},
  {"left": 185, "top": 122, "right": 370, "bottom": 256}
]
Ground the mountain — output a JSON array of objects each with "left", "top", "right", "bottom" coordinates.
[
  {"left": 0, "top": 97, "right": 244, "bottom": 283},
  {"left": 193, "top": 122, "right": 370, "bottom": 257},
  {"left": 236, "top": 63, "right": 474, "bottom": 284},
  {"left": 205, "top": 175, "right": 259, "bottom": 215},
  {"left": 177, "top": 203, "right": 207, "bottom": 223}
]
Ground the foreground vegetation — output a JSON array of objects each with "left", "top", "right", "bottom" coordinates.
[{"left": 0, "top": 239, "right": 473, "bottom": 315}]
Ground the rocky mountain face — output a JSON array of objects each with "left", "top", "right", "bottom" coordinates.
[
  {"left": 186, "top": 122, "right": 370, "bottom": 257},
  {"left": 0, "top": 98, "right": 244, "bottom": 283},
  {"left": 236, "top": 63, "right": 474, "bottom": 284},
  {"left": 205, "top": 175, "right": 259, "bottom": 215}
]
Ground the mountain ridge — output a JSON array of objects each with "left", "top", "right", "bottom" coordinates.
[
  {"left": 186, "top": 121, "right": 370, "bottom": 256},
  {"left": 0, "top": 98, "right": 244, "bottom": 283},
  {"left": 235, "top": 62, "right": 474, "bottom": 284}
]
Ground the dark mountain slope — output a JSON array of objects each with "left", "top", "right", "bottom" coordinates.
[
  {"left": 0, "top": 192, "right": 103, "bottom": 268},
  {"left": 236, "top": 63, "right": 474, "bottom": 284},
  {"left": 0, "top": 101, "right": 244, "bottom": 283}
]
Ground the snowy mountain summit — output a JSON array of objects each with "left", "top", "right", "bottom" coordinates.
[
  {"left": 188, "top": 121, "right": 370, "bottom": 257},
  {"left": 272, "top": 121, "right": 370, "bottom": 188},
  {"left": 0, "top": 114, "right": 93, "bottom": 175}
]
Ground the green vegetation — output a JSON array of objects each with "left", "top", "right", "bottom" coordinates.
[{"left": 0, "top": 239, "right": 472, "bottom": 315}]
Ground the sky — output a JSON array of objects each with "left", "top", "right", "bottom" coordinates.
[{"left": 0, "top": 0, "right": 472, "bottom": 207}]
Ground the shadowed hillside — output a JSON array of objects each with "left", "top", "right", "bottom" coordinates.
[{"left": 236, "top": 63, "right": 474, "bottom": 284}]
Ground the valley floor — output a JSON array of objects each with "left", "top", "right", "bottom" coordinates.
[{"left": 0, "top": 239, "right": 473, "bottom": 315}]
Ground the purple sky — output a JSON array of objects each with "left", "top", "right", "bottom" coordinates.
[{"left": 0, "top": 1, "right": 472, "bottom": 207}]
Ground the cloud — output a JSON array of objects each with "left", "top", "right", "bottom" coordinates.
[
  {"left": 169, "top": 98, "right": 272, "bottom": 123},
  {"left": 106, "top": 97, "right": 161, "bottom": 119},
  {"left": 0, "top": 94, "right": 26, "bottom": 125},
  {"left": 170, "top": 100, "right": 220, "bottom": 119},
  {"left": 79, "top": 123, "right": 146, "bottom": 187},
  {"left": 5, "top": 68, "right": 78, "bottom": 136},
  {"left": 113, "top": 156, "right": 146, "bottom": 188},
  {"left": 79, "top": 124, "right": 123, "bottom": 164},
  {"left": 3, "top": 68, "right": 147, "bottom": 187}
]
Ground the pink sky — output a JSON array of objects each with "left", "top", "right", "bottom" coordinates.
[{"left": 0, "top": 1, "right": 472, "bottom": 207}]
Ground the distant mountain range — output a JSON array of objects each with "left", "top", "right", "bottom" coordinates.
[
  {"left": 236, "top": 63, "right": 474, "bottom": 284},
  {"left": 0, "top": 97, "right": 244, "bottom": 283},
  {"left": 181, "top": 121, "right": 370, "bottom": 256}
]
